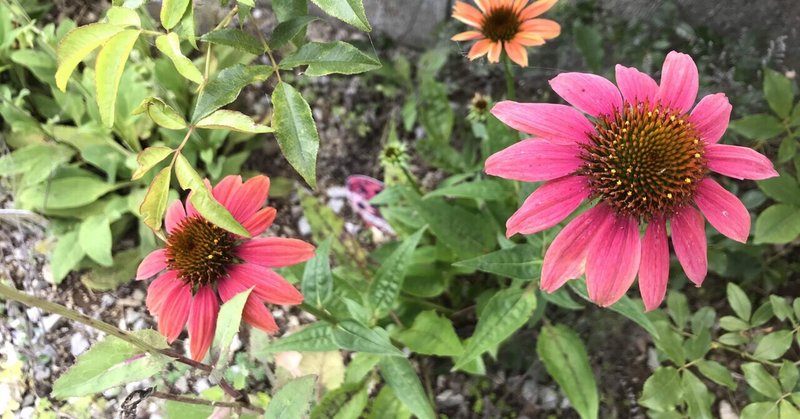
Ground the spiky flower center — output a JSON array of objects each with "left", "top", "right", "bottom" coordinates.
[
  {"left": 579, "top": 102, "right": 707, "bottom": 220},
  {"left": 166, "top": 216, "right": 238, "bottom": 287},
  {"left": 482, "top": 7, "right": 521, "bottom": 42}
]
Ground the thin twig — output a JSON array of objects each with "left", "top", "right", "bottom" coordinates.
[{"left": 149, "top": 391, "right": 265, "bottom": 414}]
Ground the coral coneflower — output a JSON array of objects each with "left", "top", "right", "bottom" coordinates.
[
  {"left": 451, "top": 0, "right": 561, "bottom": 67},
  {"left": 485, "top": 51, "right": 778, "bottom": 310},
  {"left": 136, "top": 175, "right": 315, "bottom": 361}
]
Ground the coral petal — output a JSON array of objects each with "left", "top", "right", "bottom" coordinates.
[
  {"left": 549, "top": 72, "right": 622, "bottom": 117},
  {"left": 519, "top": 0, "right": 558, "bottom": 20},
  {"left": 694, "top": 179, "right": 751, "bottom": 243},
  {"left": 638, "top": 217, "right": 670, "bottom": 311},
  {"left": 452, "top": 31, "right": 484, "bottom": 41},
  {"left": 236, "top": 237, "right": 316, "bottom": 268},
  {"left": 504, "top": 40, "right": 528, "bottom": 67},
  {"left": 491, "top": 102, "right": 594, "bottom": 143},
  {"left": 217, "top": 277, "right": 279, "bottom": 333},
  {"left": 211, "top": 175, "right": 243, "bottom": 208},
  {"left": 519, "top": 19, "right": 561, "bottom": 39},
  {"left": 227, "top": 175, "right": 270, "bottom": 222},
  {"left": 506, "top": 175, "right": 589, "bottom": 237},
  {"left": 656, "top": 51, "right": 699, "bottom": 113},
  {"left": 145, "top": 271, "right": 181, "bottom": 315},
  {"left": 586, "top": 215, "right": 641, "bottom": 307},
  {"left": 157, "top": 281, "right": 192, "bottom": 343},
  {"left": 670, "top": 206, "right": 707, "bottom": 285},
  {"left": 137, "top": 249, "right": 167, "bottom": 280},
  {"left": 468, "top": 39, "right": 493, "bottom": 60},
  {"left": 227, "top": 263, "right": 304, "bottom": 305},
  {"left": 484, "top": 139, "right": 582, "bottom": 182},
  {"left": 705, "top": 144, "right": 779, "bottom": 180},
  {"left": 165, "top": 200, "right": 187, "bottom": 234},
  {"left": 242, "top": 207, "right": 277, "bottom": 236},
  {"left": 188, "top": 285, "right": 219, "bottom": 362},
  {"left": 690, "top": 93, "right": 732, "bottom": 144}
]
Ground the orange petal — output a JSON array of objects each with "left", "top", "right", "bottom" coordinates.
[
  {"left": 515, "top": 32, "right": 546, "bottom": 46},
  {"left": 504, "top": 40, "right": 528, "bottom": 67},
  {"left": 453, "top": 1, "right": 485, "bottom": 28},
  {"left": 520, "top": 18, "right": 561, "bottom": 39},
  {"left": 520, "top": 0, "right": 558, "bottom": 20},
  {"left": 475, "top": 0, "right": 489, "bottom": 12},
  {"left": 468, "top": 38, "right": 493, "bottom": 60},
  {"left": 452, "top": 31, "right": 485, "bottom": 41},
  {"left": 488, "top": 41, "right": 502, "bottom": 63},
  {"left": 512, "top": 0, "right": 529, "bottom": 12}
]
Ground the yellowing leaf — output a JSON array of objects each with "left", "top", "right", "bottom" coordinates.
[
  {"left": 195, "top": 109, "right": 273, "bottom": 133},
  {"left": 132, "top": 146, "right": 173, "bottom": 181},
  {"left": 140, "top": 166, "right": 172, "bottom": 231},
  {"left": 106, "top": 6, "right": 141, "bottom": 27},
  {"left": 95, "top": 29, "right": 141, "bottom": 127},
  {"left": 55, "top": 23, "right": 126, "bottom": 91},
  {"left": 155, "top": 32, "right": 203, "bottom": 84},
  {"left": 132, "top": 97, "right": 187, "bottom": 130},
  {"left": 160, "top": 0, "right": 190, "bottom": 30}
]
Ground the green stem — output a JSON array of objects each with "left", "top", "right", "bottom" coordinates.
[
  {"left": 503, "top": 53, "right": 516, "bottom": 100},
  {"left": 400, "top": 164, "right": 424, "bottom": 195},
  {"left": 299, "top": 302, "right": 339, "bottom": 325}
]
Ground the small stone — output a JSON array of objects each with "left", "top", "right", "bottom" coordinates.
[
  {"left": 70, "top": 334, "right": 89, "bottom": 357},
  {"left": 101, "top": 294, "right": 116, "bottom": 307},
  {"left": 326, "top": 186, "right": 348, "bottom": 198},
  {"left": 42, "top": 314, "right": 61, "bottom": 331},
  {"left": 297, "top": 217, "right": 311, "bottom": 235},
  {"left": 25, "top": 307, "right": 41, "bottom": 322},
  {"left": 540, "top": 387, "right": 559, "bottom": 410},
  {"left": 521, "top": 380, "right": 538, "bottom": 403},
  {"left": 328, "top": 198, "right": 344, "bottom": 213}
]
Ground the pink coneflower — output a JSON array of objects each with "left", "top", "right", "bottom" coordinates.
[
  {"left": 485, "top": 51, "right": 778, "bottom": 310},
  {"left": 451, "top": 0, "right": 561, "bottom": 67},
  {"left": 136, "top": 175, "right": 315, "bottom": 361}
]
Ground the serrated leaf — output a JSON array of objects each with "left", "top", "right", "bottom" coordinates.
[
  {"left": 95, "top": 29, "right": 140, "bottom": 127},
  {"left": 764, "top": 68, "right": 794, "bottom": 118},
  {"left": 696, "top": 359, "right": 736, "bottom": 390},
  {"left": 55, "top": 23, "right": 126, "bottom": 91},
  {"left": 729, "top": 114, "right": 785, "bottom": 140},
  {"left": 18, "top": 177, "right": 117, "bottom": 210},
  {"left": 378, "top": 357, "right": 436, "bottom": 419},
  {"left": 453, "top": 244, "right": 540, "bottom": 280},
  {"left": 302, "top": 238, "right": 333, "bottom": 308},
  {"left": 727, "top": 283, "right": 752, "bottom": 321},
  {"left": 191, "top": 64, "right": 273, "bottom": 122},
  {"left": 160, "top": 0, "right": 190, "bottom": 30},
  {"left": 195, "top": 109, "right": 273, "bottom": 133},
  {"left": 280, "top": 41, "right": 380, "bottom": 76},
  {"left": 639, "top": 367, "right": 682, "bottom": 412},
  {"left": 132, "top": 97, "right": 187, "bottom": 130},
  {"left": 453, "top": 288, "right": 536, "bottom": 370},
  {"left": 537, "top": 324, "right": 599, "bottom": 419},
  {"left": 743, "top": 362, "right": 783, "bottom": 399},
  {"left": 309, "top": 0, "right": 371, "bottom": 31},
  {"left": 78, "top": 214, "right": 113, "bottom": 266},
  {"left": 272, "top": 82, "right": 320, "bottom": 188},
  {"left": 369, "top": 227, "right": 425, "bottom": 317},
  {"left": 132, "top": 146, "right": 173, "bottom": 180},
  {"left": 331, "top": 320, "right": 403, "bottom": 356},
  {"left": 269, "top": 16, "right": 317, "bottom": 49},
  {"left": 754, "top": 204, "right": 800, "bottom": 244},
  {"left": 264, "top": 375, "right": 317, "bottom": 419},
  {"left": 200, "top": 28, "right": 263, "bottom": 55},
  {"left": 212, "top": 288, "right": 251, "bottom": 373},
  {"left": 155, "top": 32, "right": 203, "bottom": 84},
  {"left": 140, "top": 166, "right": 172, "bottom": 231},
  {"left": 753, "top": 330, "right": 793, "bottom": 361},
  {"left": 394, "top": 310, "right": 463, "bottom": 357}
]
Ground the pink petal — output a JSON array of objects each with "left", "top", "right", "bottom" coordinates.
[
  {"left": 226, "top": 175, "right": 270, "bottom": 222},
  {"left": 236, "top": 237, "right": 315, "bottom": 268},
  {"left": 694, "top": 178, "right": 750, "bottom": 243},
  {"left": 615, "top": 64, "right": 658, "bottom": 105},
  {"left": 586, "top": 215, "right": 641, "bottom": 307},
  {"left": 187, "top": 285, "right": 219, "bottom": 361},
  {"left": 670, "top": 206, "right": 707, "bottom": 286},
  {"left": 165, "top": 200, "right": 187, "bottom": 234},
  {"left": 217, "top": 277, "right": 279, "bottom": 333},
  {"left": 655, "top": 51, "right": 699, "bottom": 113},
  {"left": 484, "top": 139, "right": 582, "bottom": 182},
  {"left": 540, "top": 204, "right": 615, "bottom": 292},
  {"left": 226, "top": 263, "right": 304, "bottom": 305},
  {"left": 549, "top": 72, "right": 622, "bottom": 117},
  {"left": 212, "top": 175, "right": 243, "bottom": 208},
  {"left": 137, "top": 249, "right": 167, "bottom": 280},
  {"left": 689, "top": 93, "right": 732, "bottom": 144},
  {"left": 145, "top": 271, "right": 182, "bottom": 315},
  {"left": 491, "top": 102, "right": 594, "bottom": 143},
  {"left": 638, "top": 217, "right": 670, "bottom": 311},
  {"left": 705, "top": 144, "right": 779, "bottom": 180},
  {"left": 157, "top": 281, "right": 192, "bottom": 343},
  {"left": 506, "top": 175, "right": 589, "bottom": 237},
  {"left": 242, "top": 207, "right": 277, "bottom": 236}
]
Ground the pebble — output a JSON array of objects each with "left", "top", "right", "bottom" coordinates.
[
  {"left": 436, "top": 389, "right": 465, "bottom": 408},
  {"left": 539, "top": 387, "right": 559, "bottom": 410},
  {"left": 42, "top": 314, "right": 60, "bottom": 331},
  {"left": 69, "top": 333, "right": 89, "bottom": 357}
]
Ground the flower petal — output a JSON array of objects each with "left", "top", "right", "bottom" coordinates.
[
  {"left": 137, "top": 249, "right": 167, "bottom": 280},
  {"left": 145, "top": 271, "right": 182, "bottom": 315},
  {"left": 689, "top": 93, "right": 732, "bottom": 144},
  {"left": 506, "top": 175, "right": 589, "bottom": 237},
  {"left": 488, "top": 41, "right": 502, "bottom": 63},
  {"left": 227, "top": 175, "right": 270, "bottom": 222},
  {"left": 549, "top": 72, "right": 622, "bottom": 117},
  {"left": 519, "top": 0, "right": 558, "bottom": 20},
  {"left": 484, "top": 139, "right": 582, "bottom": 182},
  {"left": 705, "top": 144, "right": 779, "bottom": 180},
  {"left": 217, "top": 278, "right": 279, "bottom": 333},
  {"left": 187, "top": 285, "right": 219, "bottom": 362},
  {"left": 157, "top": 281, "right": 192, "bottom": 343},
  {"left": 242, "top": 207, "right": 277, "bottom": 236},
  {"left": 165, "top": 200, "right": 187, "bottom": 234},
  {"left": 236, "top": 237, "right": 316, "bottom": 268},
  {"left": 212, "top": 175, "right": 243, "bottom": 208},
  {"left": 451, "top": 31, "right": 484, "bottom": 41},
  {"left": 519, "top": 18, "right": 561, "bottom": 39},
  {"left": 614, "top": 64, "right": 659, "bottom": 105},
  {"left": 468, "top": 39, "right": 493, "bottom": 60},
  {"left": 638, "top": 217, "right": 670, "bottom": 311},
  {"left": 655, "top": 51, "right": 699, "bottom": 113},
  {"left": 541, "top": 204, "right": 615, "bottom": 292},
  {"left": 491, "top": 102, "right": 594, "bottom": 143},
  {"left": 694, "top": 178, "right": 750, "bottom": 243},
  {"left": 504, "top": 40, "right": 528, "bottom": 67},
  {"left": 452, "top": 1, "right": 484, "bottom": 28},
  {"left": 586, "top": 214, "right": 641, "bottom": 307},
  {"left": 670, "top": 206, "right": 707, "bottom": 285},
  {"left": 227, "top": 263, "right": 304, "bottom": 305}
]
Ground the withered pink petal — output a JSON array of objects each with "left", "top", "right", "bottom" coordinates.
[
  {"left": 491, "top": 101, "right": 594, "bottom": 143},
  {"left": 549, "top": 72, "right": 622, "bottom": 117},
  {"left": 137, "top": 249, "right": 168, "bottom": 280},
  {"left": 694, "top": 179, "right": 750, "bottom": 243},
  {"left": 484, "top": 139, "right": 582, "bottom": 182},
  {"left": 615, "top": 64, "right": 659, "bottom": 105},
  {"left": 705, "top": 144, "right": 779, "bottom": 180},
  {"left": 236, "top": 237, "right": 315, "bottom": 268},
  {"left": 689, "top": 93, "right": 732, "bottom": 144},
  {"left": 506, "top": 175, "right": 589, "bottom": 237},
  {"left": 586, "top": 214, "right": 641, "bottom": 307},
  {"left": 655, "top": 51, "right": 699, "bottom": 113},
  {"left": 242, "top": 207, "right": 277, "bottom": 236},
  {"left": 187, "top": 285, "right": 219, "bottom": 362},
  {"left": 165, "top": 200, "right": 187, "bottom": 234},
  {"left": 638, "top": 217, "right": 670, "bottom": 311},
  {"left": 157, "top": 281, "right": 192, "bottom": 343},
  {"left": 670, "top": 206, "right": 707, "bottom": 285},
  {"left": 226, "top": 263, "right": 304, "bottom": 305}
]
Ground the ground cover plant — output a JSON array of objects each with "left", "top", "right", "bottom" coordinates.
[{"left": 1, "top": 0, "right": 799, "bottom": 417}]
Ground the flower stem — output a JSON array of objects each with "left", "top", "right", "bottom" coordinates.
[
  {"left": 503, "top": 53, "right": 516, "bottom": 100},
  {"left": 150, "top": 390, "right": 265, "bottom": 414}
]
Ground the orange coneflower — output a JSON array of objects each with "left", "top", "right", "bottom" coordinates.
[{"left": 451, "top": 0, "right": 561, "bottom": 67}]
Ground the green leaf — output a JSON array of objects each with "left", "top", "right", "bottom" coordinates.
[
  {"left": 311, "top": 382, "right": 368, "bottom": 419},
  {"left": 132, "top": 146, "right": 173, "bottom": 181},
  {"left": 537, "top": 324, "right": 599, "bottom": 419},
  {"left": 212, "top": 288, "right": 251, "bottom": 370},
  {"left": 666, "top": 291, "right": 690, "bottom": 330},
  {"left": 139, "top": 166, "right": 172, "bottom": 231},
  {"left": 742, "top": 362, "right": 784, "bottom": 399},
  {"left": 78, "top": 215, "right": 113, "bottom": 267},
  {"left": 81, "top": 248, "right": 141, "bottom": 291},
  {"left": 572, "top": 22, "right": 603, "bottom": 71},
  {"left": 727, "top": 283, "right": 752, "bottom": 321},
  {"left": 754, "top": 204, "right": 800, "bottom": 244},
  {"left": 280, "top": 41, "right": 380, "bottom": 76},
  {"left": 682, "top": 371, "right": 714, "bottom": 419},
  {"left": 759, "top": 173, "right": 800, "bottom": 206},
  {"left": 780, "top": 400, "right": 800, "bottom": 419},
  {"left": 155, "top": 32, "right": 203, "bottom": 84},
  {"left": 369, "top": 386, "right": 411, "bottom": 419},
  {"left": 0, "top": 144, "right": 73, "bottom": 187},
  {"left": 55, "top": 23, "right": 126, "bottom": 91},
  {"left": 378, "top": 357, "right": 436, "bottom": 419},
  {"left": 51, "top": 330, "right": 168, "bottom": 398},
  {"left": 779, "top": 360, "right": 799, "bottom": 392},
  {"left": 742, "top": 402, "right": 780, "bottom": 419},
  {"left": 453, "top": 244, "right": 540, "bottom": 280},
  {"left": 272, "top": 82, "right": 320, "bottom": 188},
  {"left": 175, "top": 1, "right": 196, "bottom": 49},
  {"left": 160, "top": 0, "right": 190, "bottom": 30},
  {"left": 639, "top": 367, "right": 682, "bottom": 412},
  {"left": 51, "top": 231, "right": 85, "bottom": 284},
  {"left": 753, "top": 330, "right": 794, "bottom": 361},
  {"left": 764, "top": 68, "right": 794, "bottom": 118},
  {"left": 302, "top": 238, "right": 333, "bottom": 308},
  {"left": 425, "top": 179, "right": 509, "bottom": 201},
  {"left": 264, "top": 375, "right": 317, "bottom": 419},
  {"left": 453, "top": 288, "right": 536, "bottom": 370},
  {"left": 569, "top": 281, "right": 659, "bottom": 337},
  {"left": 751, "top": 301, "right": 775, "bottom": 327},
  {"left": 195, "top": 109, "right": 273, "bottom": 133},
  {"left": 258, "top": 323, "right": 338, "bottom": 354},
  {"left": 696, "top": 360, "right": 736, "bottom": 390},
  {"left": 415, "top": 197, "right": 496, "bottom": 259},
  {"left": 200, "top": 28, "right": 263, "bottom": 55},
  {"left": 332, "top": 320, "right": 403, "bottom": 356},
  {"left": 18, "top": 177, "right": 117, "bottom": 210},
  {"left": 269, "top": 16, "right": 317, "bottom": 49},
  {"left": 191, "top": 64, "right": 273, "bottom": 122},
  {"left": 720, "top": 315, "right": 750, "bottom": 331},
  {"left": 309, "top": 0, "right": 371, "bottom": 31},
  {"left": 132, "top": 97, "right": 187, "bottom": 130},
  {"left": 95, "top": 29, "right": 140, "bottom": 127},
  {"left": 394, "top": 310, "right": 463, "bottom": 357},
  {"left": 106, "top": 6, "right": 141, "bottom": 27},
  {"left": 771, "top": 295, "right": 795, "bottom": 322},
  {"left": 729, "top": 114, "right": 785, "bottom": 140},
  {"left": 369, "top": 227, "right": 425, "bottom": 317}
]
